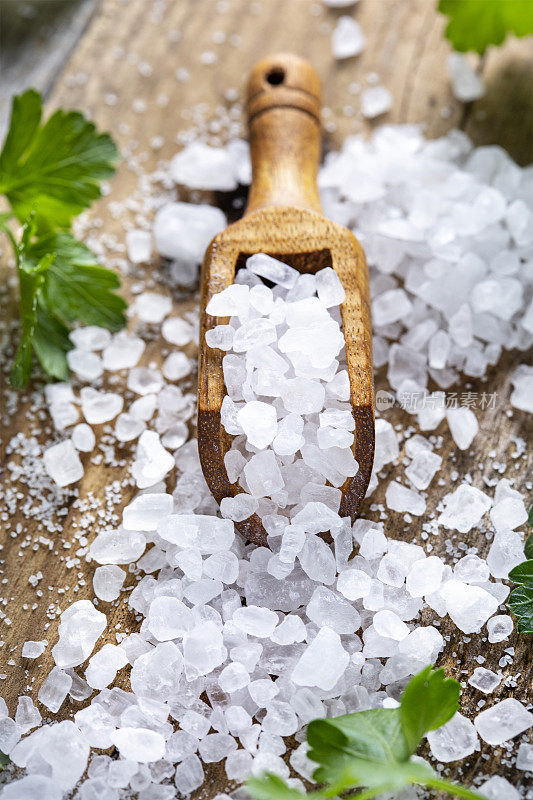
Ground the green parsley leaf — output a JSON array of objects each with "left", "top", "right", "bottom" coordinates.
[
  {"left": 248, "top": 667, "right": 487, "bottom": 800},
  {"left": 0, "top": 89, "right": 118, "bottom": 229},
  {"left": 527, "top": 505, "right": 533, "bottom": 529},
  {"left": 307, "top": 709, "right": 411, "bottom": 788},
  {"left": 438, "top": 0, "right": 533, "bottom": 54},
  {"left": 509, "top": 560, "right": 533, "bottom": 585},
  {"left": 0, "top": 751, "right": 9, "bottom": 770},
  {"left": 247, "top": 773, "right": 306, "bottom": 800},
  {"left": 7, "top": 223, "right": 126, "bottom": 388},
  {"left": 400, "top": 665, "right": 460, "bottom": 754},
  {"left": 27, "top": 231, "right": 127, "bottom": 330},
  {"left": 508, "top": 584, "right": 533, "bottom": 633},
  {"left": 525, "top": 532, "right": 533, "bottom": 560}
]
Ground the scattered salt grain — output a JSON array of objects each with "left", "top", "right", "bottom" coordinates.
[
  {"left": 474, "top": 698, "right": 533, "bottom": 745},
  {"left": 71, "top": 423, "right": 96, "bottom": 452},
  {"left": 93, "top": 565, "right": 126, "bottom": 602},
  {"left": 43, "top": 440, "right": 84, "bottom": 487},
  {"left": 427, "top": 713, "right": 479, "bottom": 762},
  {"left": 361, "top": 85, "right": 392, "bottom": 118},
  {"left": 448, "top": 53, "right": 485, "bottom": 102},
  {"left": 331, "top": 16, "right": 365, "bottom": 59}
]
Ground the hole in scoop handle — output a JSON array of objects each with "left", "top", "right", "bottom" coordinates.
[{"left": 245, "top": 53, "right": 323, "bottom": 215}]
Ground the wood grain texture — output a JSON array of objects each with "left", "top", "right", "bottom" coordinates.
[
  {"left": 198, "top": 54, "right": 374, "bottom": 544},
  {"left": 0, "top": 1, "right": 531, "bottom": 796}
]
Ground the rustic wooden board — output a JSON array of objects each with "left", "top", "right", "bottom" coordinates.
[{"left": 0, "top": 0, "right": 531, "bottom": 795}]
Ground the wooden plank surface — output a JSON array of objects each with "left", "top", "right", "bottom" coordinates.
[{"left": 0, "top": 0, "right": 531, "bottom": 795}]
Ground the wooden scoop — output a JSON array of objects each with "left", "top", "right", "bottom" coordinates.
[{"left": 198, "top": 53, "right": 374, "bottom": 546}]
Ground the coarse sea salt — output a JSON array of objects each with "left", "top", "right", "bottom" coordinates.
[{"left": 3, "top": 118, "right": 532, "bottom": 800}]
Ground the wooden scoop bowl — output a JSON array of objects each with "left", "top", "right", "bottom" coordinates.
[{"left": 198, "top": 53, "right": 374, "bottom": 546}]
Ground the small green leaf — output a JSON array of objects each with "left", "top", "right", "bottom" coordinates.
[
  {"left": 400, "top": 666, "right": 460, "bottom": 755},
  {"left": 527, "top": 505, "right": 533, "bottom": 528},
  {"left": 308, "top": 708, "right": 410, "bottom": 788},
  {"left": 438, "top": 0, "right": 533, "bottom": 54},
  {"left": 508, "top": 585, "right": 533, "bottom": 633},
  {"left": 0, "top": 88, "right": 119, "bottom": 228},
  {"left": 247, "top": 774, "right": 307, "bottom": 800},
  {"left": 8, "top": 224, "right": 125, "bottom": 388},
  {"left": 0, "top": 751, "right": 9, "bottom": 769},
  {"left": 28, "top": 231, "right": 127, "bottom": 331},
  {"left": 524, "top": 533, "right": 533, "bottom": 560},
  {"left": 508, "top": 560, "right": 533, "bottom": 585}
]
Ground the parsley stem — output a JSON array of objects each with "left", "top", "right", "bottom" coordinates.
[{"left": 424, "top": 776, "right": 487, "bottom": 799}]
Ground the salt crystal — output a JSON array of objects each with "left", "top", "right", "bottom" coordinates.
[
  {"left": 243, "top": 451, "right": 284, "bottom": 497},
  {"left": 373, "top": 609, "right": 408, "bottom": 640},
  {"left": 126, "top": 229, "right": 152, "bottom": 263},
  {"left": 67, "top": 348, "right": 103, "bottom": 380},
  {"left": 331, "top": 16, "right": 365, "bottom": 59},
  {"left": 174, "top": 755, "right": 204, "bottom": 794},
  {"left": 132, "top": 431, "right": 174, "bottom": 488},
  {"left": 361, "top": 86, "right": 392, "bottom": 118},
  {"left": 115, "top": 413, "right": 146, "bottom": 442},
  {"left": 385, "top": 481, "right": 426, "bottom": 515},
  {"left": 220, "top": 494, "right": 258, "bottom": 522},
  {"left": 128, "top": 367, "right": 163, "bottom": 395},
  {"left": 359, "top": 528, "right": 388, "bottom": 559},
  {"left": 102, "top": 333, "right": 145, "bottom": 370},
  {"left": 72, "top": 423, "right": 95, "bottom": 452},
  {"left": 93, "top": 565, "right": 125, "bottom": 602},
  {"left": 147, "top": 596, "right": 193, "bottom": 640},
  {"left": 43, "top": 439, "right": 84, "bottom": 487},
  {"left": 85, "top": 643, "right": 128, "bottom": 689},
  {"left": 21, "top": 640, "right": 46, "bottom": 659},
  {"left": 49, "top": 401, "right": 79, "bottom": 431},
  {"left": 315, "top": 267, "right": 346, "bottom": 307},
  {"left": 474, "top": 698, "right": 533, "bottom": 745},
  {"left": 282, "top": 378, "right": 325, "bottom": 414},
  {"left": 154, "top": 202, "right": 225, "bottom": 264},
  {"left": 69, "top": 326, "right": 111, "bottom": 351},
  {"left": 405, "top": 449, "right": 441, "bottom": 490},
  {"left": 490, "top": 496, "right": 528, "bottom": 531},
  {"left": 111, "top": 727, "right": 165, "bottom": 763},
  {"left": 233, "top": 318, "right": 277, "bottom": 352},
  {"left": 448, "top": 53, "right": 485, "bottom": 102},
  {"left": 446, "top": 407, "right": 478, "bottom": 450},
  {"left": 292, "top": 627, "right": 349, "bottom": 690},
  {"left": 163, "top": 351, "right": 191, "bottom": 381},
  {"left": 478, "top": 776, "right": 520, "bottom": 800},
  {"left": 247, "top": 254, "right": 299, "bottom": 288},
  {"left": 487, "top": 528, "right": 525, "bottom": 578},
  {"left": 52, "top": 600, "right": 107, "bottom": 668},
  {"left": 161, "top": 316, "right": 194, "bottom": 346},
  {"left": 427, "top": 712, "right": 479, "bottom": 762},
  {"left": 516, "top": 742, "right": 533, "bottom": 771},
  {"left": 438, "top": 484, "right": 492, "bottom": 532},
  {"left": 510, "top": 367, "right": 533, "bottom": 413},
  {"left": 183, "top": 621, "right": 226, "bottom": 677},
  {"left": 441, "top": 580, "right": 499, "bottom": 633},
  {"left": 170, "top": 142, "right": 237, "bottom": 191},
  {"left": 337, "top": 568, "right": 371, "bottom": 600},
  {"left": 468, "top": 667, "right": 501, "bottom": 694},
  {"left": 81, "top": 387, "right": 123, "bottom": 424},
  {"left": 0, "top": 718, "right": 20, "bottom": 755},
  {"left": 237, "top": 401, "right": 278, "bottom": 448},
  {"left": 90, "top": 529, "right": 146, "bottom": 564},
  {"left": 205, "top": 324, "right": 234, "bottom": 350},
  {"left": 15, "top": 696, "right": 41, "bottom": 733},
  {"left": 453, "top": 554, "right": 489, "bottom": 584},
  {"left": 307, "top": 586, "right": 361, "bottom": 634},
  {"left": 372, "top": 288, "right": 412, "bottom": 326},
  {"left": 299, "top": 534, "right": 337, "bottom": 585},
  {"left": 406, "top": 556, "right": 444, "bottom": 597},
  {"left": 123, "top": 493, "right": 173, "bottom": 531},
  {"left": 487, "top": 614, "right": 514, "bottom": 643},
  {"left": 398, "top": 626, "right": 443, "bottom": 663},
  {"left": 233, "top": 606, "right": 278, "bottom": 638},
  {"left": 38, "top": 667, "right": 72, "bottom": 712}
]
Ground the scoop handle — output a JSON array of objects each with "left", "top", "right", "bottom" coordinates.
[{"left": 245, "top": 53, "right": 322, "bottom": 216}]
